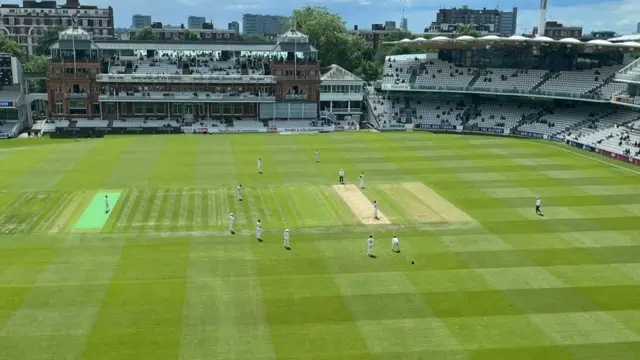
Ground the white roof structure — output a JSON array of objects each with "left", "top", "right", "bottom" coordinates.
[
  {"left": 609, "top": 34, "right": 640, "bottom": 42},
  {"left": 320, "top": 64, "right": 363, "bottom": 82},
  {"left": 385, "top": 35, "right": 640, "bottom": 49}
]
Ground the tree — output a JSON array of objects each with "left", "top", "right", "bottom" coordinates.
[
  {"left": 287, "top": 6, "right": 373, "bottom": 73},
  {"left": 24, "top": 55, "right": 48, "bottom": 92},
  {"left": 457, "top": 24, "right": 480, "bottom": 38},
  {"left": 133, "top": 26, "right": 157, "bottom": 41},
  {"left": 355, "top": 60, "right": 381, "bottom": 82},
  {"left": 242, "top": 34, "right": 267, "bottom": 41},
  {"left": 181, "top": 29, "right": 199, "bottom": 41},
  {"left": 34, "top": 25, "right": 64, "bottom": 56},
  {"left": 0, "top": 37, "right": 26, "bottom": 63}
]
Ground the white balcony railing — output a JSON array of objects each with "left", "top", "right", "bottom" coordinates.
[{"left": 96, "top": 74, "right": 276, "bottom": 84}]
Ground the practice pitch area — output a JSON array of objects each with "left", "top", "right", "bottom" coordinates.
[{"left": 1, "top": 132, "right": 640, "bottom": 360}]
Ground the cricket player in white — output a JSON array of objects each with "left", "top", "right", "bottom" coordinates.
[
  {"left": 256, "top": 220, "right": 263, "bottom": 241},
  {"left": 536, "top": 197, "right": 543, "bottom": 215},
  {"left": 359, "top": 172, "right": 365, "bottom": 189},
  {"left": 367, "top": 235, "right": 375, "bottom": 256},
  {"left": 373, "top": 200, "right": 379, "bottom": 220},
  {"left": 315, "top": 150, "right": 320, "bottom": 163},
  {"left": 237, "top": 184, "right": 243, "bottom": 201},
  {"left": 257, "top": 158, "right": 262, "bottom": 173},
  {"left": 338, "top": 168, "right": 345, "bottom": 184},
  {"left": 104, "top": 195, "right": 110, "bottom": 214},
  {"left": 284, "top": 229, "right": 290, "bottom": 248},
  {"left": 229, "top": 213, "right": 235, "bottom": 234},
  {"left": 392, "top": 235, "right": 400, "bottom": 252}
]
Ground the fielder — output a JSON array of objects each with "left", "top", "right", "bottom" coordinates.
[
  {"left": 229, "top": 213, "right": 235, "bottom": 234},
  {"left": 367, "top": 235, "right": 375, "bottom": 257},
  {"left": 315, "top": 150, "right": 320, "bottom": 163},
  {"left": 359, "top": 172, "right": 365, "bottom": 189},
  {"left": 392, "top": 235, "right": 400, "bottom": 252},
  {"left": 373, "top": 200, "right": 379, "bottom": 220},
  {"left": 257, "top": 158, "right": 262, "bottom": 173},
  {"left": 284, "top": 228, "right": 290, "bottom": 249},
  {"left": 237, "top": 184, "right": 243, "bottom": 201},
  {"left": 256, "top": 220, "right": 263, "bottom": 241},
  {"left": 536, "top": 197, "right": 543, "bottom": 216},
  {"left": 338, "top": 168, "right": 345, "bottom": 184},
  {"left": 104, "top": 195, "right": 110, "bottom": 214}
]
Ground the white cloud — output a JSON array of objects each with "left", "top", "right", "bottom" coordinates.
[{"left": 224, "top": 4, "right": 262, "bottom": 10}]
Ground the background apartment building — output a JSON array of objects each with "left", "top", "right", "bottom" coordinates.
[
  {"left": 228, "top": 21, "right": 240, "bottom": 36},
  {"left": 242, "top": 14, "right": 287, "bottom": 37},
  {"left": 0, "top": 0, "right": 113, "bottom": 56},
  {"left": 128, "top": 23, "right": 237, "bottom": 41},
  {"left": 348, "top": 21, "right": 404, "bottom": 50},
  {"left": 532, "top": 21, "right": 583, "bottom": 39},
  {"left": 431, "top": 6, "right": 517, "bottom": 36},
  {"left": 188, "top": 16, "right": 206, "bottom": 29},
  {"left": 131, "top": 14, "right": 151, "bottom": 29}
]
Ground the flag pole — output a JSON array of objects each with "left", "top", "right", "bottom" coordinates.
[{"left": 72, "top": 15, "right": 77, "bottom": 75}]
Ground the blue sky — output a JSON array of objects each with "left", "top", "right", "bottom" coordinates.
[{"left": 92, "top": 0, "right": 639, "bottom": 34}]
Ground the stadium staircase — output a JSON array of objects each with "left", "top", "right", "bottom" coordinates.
[
  {"left": 531, "top": 72, "right": 554, "bottom": 90},
  {"left": 241, "top": 66, "right": 249, "bottom": 76},
  {"left": 466, "top": 70, "right": 483, "bottom": 88},
  {"left": 107, "top": 120, "right": 114, "bottom": 127},
  {"left": 124, "top": 67, "right": 133, "bottom": 74},
  {"left": 68, "top": 120, "right": 77, "bottom": 128},
  {"left": 591, "top": 74, "right": 620, "bottom": 94},
  {"left": 512, "top": 111, "right": 544, "bottom": 131},
  {"left": 320, "top": 110, "right": 337, "bottom": 124},
  {"left": 616, "top": 57, "right": 640, "bottom": 82},
  {"left": 408, "top": 69, "right": 418, "bottom": 85}
]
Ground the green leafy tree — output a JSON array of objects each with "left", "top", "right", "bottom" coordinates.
[
  {"left": 133, "top": 26, "right": 157, "bottom": 41},
  {"left": 34, "top": 25, "right": 64, "bottom": 56},
  {"left": 457, "top": 24, "right": 480, "bottom": 38},
  {"left": 242, "top": 34, "right": 267, "bottom": 41},
  {"left": 381, "top": 30, "right": 413, "bottom": 42},
  {"left": 181, "top": 29, "right": 199, "bottom": 41},
  {"left": 0, "top": 36, "right": 26, "bottom": 63},
  {"left": 25, "top": 55, "right": 48, "bottom": 92},
  {"left": 287, "top": 6, "right": 374, "bottom": 73},
  {"left": 355, "top": 60, "right": 381, "bottom": 82}
]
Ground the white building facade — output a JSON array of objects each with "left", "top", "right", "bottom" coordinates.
[{"left": 319, "top": 64, "right": 364, "bottom": 121}]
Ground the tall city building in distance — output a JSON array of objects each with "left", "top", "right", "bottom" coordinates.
[
  {"left": 131, "top": 14, "right": 151, "bottom": 29},
  {"left": 0, "top": 0, "right": 113, "bottom": 56},
  {"left": 401, "top": 17, "right": 408, "bottom": 31},
  {"left": 242, "top": 14, "right": 287, "bottom": 37},
  {"left": 637, "top": 22, "right": 640, "bottom": 33},
  {"left": 188, "top": 16, "right": 206, "bottom": 29},
  {"left": 228, "top": 21, "right": 240, "bottom": 35},
  {"left": 433, "top": 6, "right": 518, "bottom": 36}
]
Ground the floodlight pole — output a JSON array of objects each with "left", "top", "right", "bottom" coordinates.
[{"left": 538, "top": 0, "right": 548, "bottom": 37}]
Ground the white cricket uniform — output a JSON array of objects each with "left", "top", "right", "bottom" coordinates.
[
  {"left": 229, "top": 215, "right": 235, "bottom": 232},
  {"left": 315, "top": 151, "right": 319, "bottom": 162},
  {"left": 284, "top": 230, "right": 290, "bottom": 247},
  {"left": 256, "top": 222, "right": 262, "bottom": 239},
  {"left": 104, "top": 197, "right": 110, "bottom": 213},
  {"left": 536, "top": 199, "right": 541, "bottom": 207},
  {"left": 367, "top": 237, "right": 374, "bottom": 255},
  {"left": 359, "top": 173, "right": 364, "bottom": 188},
  {"left": 392, "top": 237, "right": 400, "bottom": 252},
  {"left": 237, "top": 186, "right": 243, "bottom": 201},
  {"left": 373, "top": 202, "right": 379, "bottom": 218},
  {"left": 257, "top": 159, "right": 262, "bottom": 172}
]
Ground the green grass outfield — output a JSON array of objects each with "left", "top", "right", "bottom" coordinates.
[{"left": 1, "top": 132, "right": 640, "bottom": 360}]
